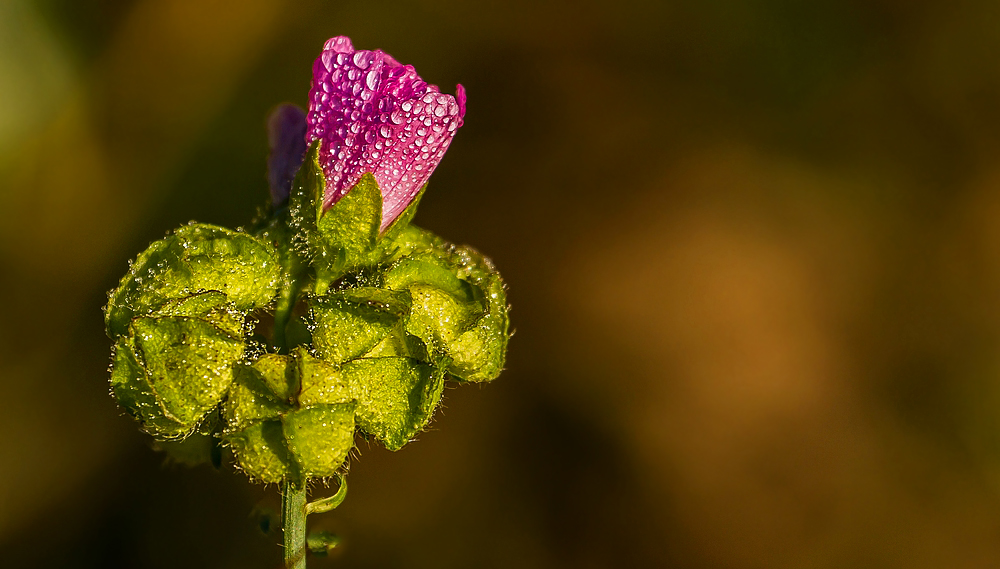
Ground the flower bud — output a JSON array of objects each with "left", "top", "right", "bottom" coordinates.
[{"left": 307, "top": 36, "right": 466, "bottom": 231}]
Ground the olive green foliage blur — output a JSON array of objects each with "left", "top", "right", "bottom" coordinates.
[{"left": 103, "top": 141, "right": 508, "bottom": 484}]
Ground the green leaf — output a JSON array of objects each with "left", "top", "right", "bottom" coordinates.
[
  {"left": 105, "top": 223, "right": 280, "bottom": 340},
  {"left": 226, "top": 419, "right": 294, "bottom": 484},
  {"left": 282, "top": 404, "right": 356, "bottom": 478},
  {"left": 310, "top": 288, "right": 411, "bottom": 364},
  {"left": 131, "top": 316, "right": 244, "bottom": 429},
  {"left": 343, "top": 357, "right": 446, "bottom": 451}
]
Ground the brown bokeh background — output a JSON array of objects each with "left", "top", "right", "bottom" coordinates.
[{"left": 4, "top": 0, "right": 1000, "bottom": 567}]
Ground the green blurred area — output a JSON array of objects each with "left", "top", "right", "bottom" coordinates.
[{"left": 4, "top": 0, "right": 1000, "bottom": 566}]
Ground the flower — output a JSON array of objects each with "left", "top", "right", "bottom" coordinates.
[
  {"left": 266, "top": 103, "right": 308, "bottom": 206},
  {"left": 306, "top": 36, "right": 467, "bottom": 231}
]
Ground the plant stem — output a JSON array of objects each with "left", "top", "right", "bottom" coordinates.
[
  {"left": 282, "top": 479, "right": 307, "bottom": 569},
  {"left": 273, "top": 276, "right": 302, "bottom": 354}
]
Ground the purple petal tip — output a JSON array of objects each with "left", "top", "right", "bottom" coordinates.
[{"left": 267, "top": 103, "right": 307, "bottom": 206}]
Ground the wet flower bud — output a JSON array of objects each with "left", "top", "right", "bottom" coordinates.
[{"left": 307, "top": 36, "right": 466, "bottom": 231}]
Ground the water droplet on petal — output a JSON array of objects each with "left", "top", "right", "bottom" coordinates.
[
  {"left": 366, "top": 69, "right": 380, "bottom": 90},
  {"left": 353, "top": 51, "right": 373, "bottom": 69}
]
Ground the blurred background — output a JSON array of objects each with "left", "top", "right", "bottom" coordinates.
[{"left": 4, "top": 0, "right": 1000, "bottom": 567}]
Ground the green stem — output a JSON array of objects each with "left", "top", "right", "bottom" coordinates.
[
  {"left": 273, "top": 276, "right": 302, "bottom": 354},
  {"left": 282, "top": 479, "right": 308, "bottom": 569}
]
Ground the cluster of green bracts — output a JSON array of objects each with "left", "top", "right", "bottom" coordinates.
[{"left": 104, "top": 142, "right": 509, "bottom": 487}]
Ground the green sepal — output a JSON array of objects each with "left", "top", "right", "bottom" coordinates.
[
  {"left": 148, "top": 291, "right": 243, "bottom": 338},
  {"left": 296, "top": 348, "right": 352, "bottom": 407},
  {"left": 282, "top": 403, "right": 356, "bottom": 478},
  {"left": 446, "top": 246, "right": 510, "bottom": 382},
  {"left": 288, "top": 141, "right": 383, "bottom": 290},
  {"left": 373, "top": 224, "right": 446, "bottom": 265},
  {"left": 310, "top": 288, "right": 411, "bottom": 364},
  {"left": 225, "top": 419, "right": 294, "bottom": 484},
  {"left": 343, "top": 357, "right": 446, "bottom": 451},
  {"left": 105, "top": 223, "right": 280, "bottom": 340},
  {"left": 250, "top": 353, "right": 299, "bottom": 402},
  {"left": 110, "top": 336, "right": 188, "bottom": 439},
  {"left": 316, "top": 173, "right": 381, "bottom": 273},
  {"left": 223, "top": 364, "right": 292, "bottom": 434},
  {"left": 131, "top": 316, "right": 244, "bottom": 430},
  {"left": 382, "top": 247, "right": 509, "bottom": 382},
  {"left": 383, "top": 257, "right": 475, "bottom": 298}
]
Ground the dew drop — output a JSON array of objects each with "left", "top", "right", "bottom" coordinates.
[
  {"left": 353, "top": 51, "right": 373, "bottom": 69},
  {"left": 366, "top": 69, "right": 380, "bottom": 90}
]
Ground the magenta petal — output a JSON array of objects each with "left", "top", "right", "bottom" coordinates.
[{"left": 306, "top": 37, "right": 466, "bottom": 230}]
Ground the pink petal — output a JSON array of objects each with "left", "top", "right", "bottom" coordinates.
[{"left": 306, "top": 37, "right": 466, "bottom": 230}]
